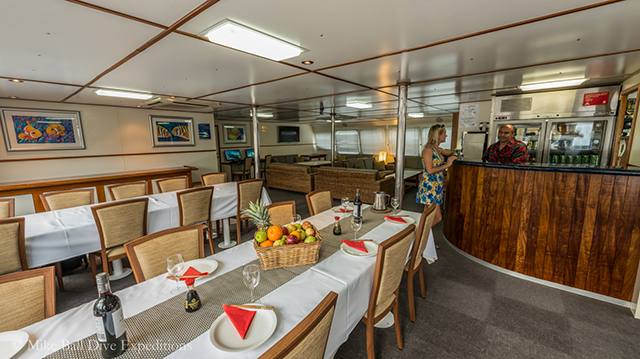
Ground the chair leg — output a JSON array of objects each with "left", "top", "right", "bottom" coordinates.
[
  {"left": 366, "top": 319, "right": 376, "bottom": 359},
  {"left": 89, "top": 254, "right": 97, "bottom": 285},
  {"left": 216, "top": 220, "right": 221, "bottom": 238},
  {"left": 407, "top": 272, "right": 416, "bottom": 322},
  {"left": 206, "top": 223, "right": 215, "bottom": 255},
  {"left": 418, "top": 262, "right": 426, "bottom": 299},
  {"left": 54, "top": 262, "right": 65, "bottom": 291},
  {"left": 393, "top": 296, "right": 403, "bottom": 350},
  {"left": 245, "top": 218, "right": 250, "bottom": 233},
  {"left": 236, "top": 216, "right": 242, "bottom": 244}
]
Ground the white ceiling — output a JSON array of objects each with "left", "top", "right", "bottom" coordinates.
[{"left": 2, "top": 0, "right": 639, "bottom": 123}]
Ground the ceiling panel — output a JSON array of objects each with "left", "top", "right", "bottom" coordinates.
[
  {"left": 1, "top": 0, "right": 162, "bottom": 85},
  {"left": 64, "top": 88, "right": 159, "bottom": 108},
  {"left": 0, "top": 81, "right": 79, "bottom": 102},
  {"left": 80, "top": 0, "right": 206, "bottom": 26},
  {"left": 93, "top": 33, "right": 304, "bottom": 99},
  {"left": 180, "top": 0, "right": 609, "bottom": 71}
]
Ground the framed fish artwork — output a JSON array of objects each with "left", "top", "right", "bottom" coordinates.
[
  {"left": 0, "top": 108, "right": 85, "bottom": 151},
  {"left": 223, "top": 123, "right": 247, "bottom": 144},
  {"left": 149, "top": 115, "right": 195, "bottom": 147}
]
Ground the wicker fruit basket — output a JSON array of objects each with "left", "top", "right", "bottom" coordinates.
[{"left": 253, "top": 225, "right": 323, "bottom": 270}]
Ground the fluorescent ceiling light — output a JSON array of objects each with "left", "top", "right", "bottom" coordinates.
[
  {"left": 257, "top": 113, "right": 273, "bottom": 118},
  {"left": 95, "top": 89, "right": 153, "bottom": 100},
  {"left": 346, "top": 101, "right": 372, "bottom": 109},
  {"left": 519, "top": 78, "right": 587, "bottom": 91},
  {"left": 201, "top": 19, "right": 305, "bottom": 61},
  {"left": 408, "top": 113, "right": 424, "bottom": 118}
]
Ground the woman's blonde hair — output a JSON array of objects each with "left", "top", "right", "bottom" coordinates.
[{"left": 425, "top": 124, "right": 446, "bottom": 148}]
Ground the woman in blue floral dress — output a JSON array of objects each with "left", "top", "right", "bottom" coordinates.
[{"left": 416, "top": 124, "right": 457, "bottom": 226}]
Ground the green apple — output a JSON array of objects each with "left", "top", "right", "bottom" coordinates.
[
  {"left": 294, "top": 223, "right": 302, "bottom": 230},
  {"left": 297, "top": 229, "right": 306, "bottom": 240},
  {"left": 273, "top": 239, "right": 287, "bottom": 246},
  {"left": 304, "top": 236, "right": 316, "bottom": 243},
  {"left": 254, "top": 231, "right": 267, "bottom": 243}
]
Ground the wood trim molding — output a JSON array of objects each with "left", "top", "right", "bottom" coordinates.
[
  {"left": 0, "top": 149, "right": 216, "bottom": 163},
  {"left": 451, "top": 113, "right": 459, "bottom": 149}
]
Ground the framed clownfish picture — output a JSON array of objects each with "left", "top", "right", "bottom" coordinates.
[
  {"left": 149, "top": 115, "right": 195, "bottom": 147},
  {"left": 0, "top": 108, "right": 85, "bottom": 151}
]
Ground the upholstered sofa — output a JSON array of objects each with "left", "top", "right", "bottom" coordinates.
[
  {"left": 341, "top": 157, "right": 394, "bottom": 178},
  {"left": 266, "top": 163, "right": 315, "bottom": 193},
  {"left": 314, "top": 167, "right": 395, "bottom": 204}
]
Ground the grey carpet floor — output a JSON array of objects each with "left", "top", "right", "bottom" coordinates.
[{"left": 55, "top": 187, "right": 640, "bottom": 358}]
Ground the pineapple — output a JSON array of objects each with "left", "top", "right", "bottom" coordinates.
[{"left": 245, "top": 200, "right": 272, "bottom": 231}]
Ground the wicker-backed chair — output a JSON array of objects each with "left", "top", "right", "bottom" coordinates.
[
  {"left": 260, "top": 155, "right": 272, "bottom": 179},
  {"left": 361, "top": 224, "right": 416, "bottom": 359},
  {"left": 266, "top": 201, "right": 296, "bottom": 227},
  {"left": 404, "top": 205, "right": 437, "bottom": 321},
  {"left": 89, "top": 198, "right": 149, "bottom": 284},
  {"left": 200, "top": 172, "right": 227, "bottom": 186},
  {"left": 258, "top": 291, "right": 338, "bottom": 359},
  {"left": 235, "top": 179, "right": 264, "bottom": 244},
  {"left": 0, "top": 266, "right": 56, "bottom": 332},
  {"left": 40, "top": 188, "right": 95, "bottom": 211},
  {"left": 40, "top": 189, "right": 95, "bottom": 290},
  {"left": 124, "top": 225, "right": 205, "bottom": 284},
  {"left": 177, "top": 187, "right": 215, "bottom": 254},
  {"left": 0, "top": 198, "right": 15, "bottom": 219},
  {"left": 156, "top": 176, "right": 189, "bottom": 193},
  {"left": 107, "top": 181, "right": 149, "bottom": 201},
  {"left": 0, "top": 217, "right": 28, "bottom": 276},
  {"left": 232, "top": 157, "right": 253, "bottom": 181},
  {"left": 305, "top": 189, "right": 334, "bottom": 216}
]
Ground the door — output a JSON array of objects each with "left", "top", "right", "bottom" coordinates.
[{"left": 541, "top": 118, "right": 612, "bottom": 167}]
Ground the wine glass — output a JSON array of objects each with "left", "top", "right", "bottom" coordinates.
[
  {"left": 390, "top": 197, "right": 400, "bottom": 215},
  {"left": 243, "top": 264, "right": 261, "bottom": 303},
  {"left": 351, "top": 217, "right": 362, "bottom": 240},
  {"left": 341, "top": 197, "right": 349, "bottom": 212},
  {"left": 291, "top": 214, "right": 301, "bottom": 224},
  {"left": 166, "top": 254, "right": 184, "bottom": 295}
]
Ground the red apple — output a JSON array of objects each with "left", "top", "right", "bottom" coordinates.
[
  {"left": 282, "top": 227, "right": 289, "bottom": 235},
  {"left": 305, "top": 227, "right": 315, "bottom": 236},
  {"left": 286, "top": 235, "right": 298, "bottom": 245},
  {"left": 302, "top": 221, "right": 312, "bottom": 229}
]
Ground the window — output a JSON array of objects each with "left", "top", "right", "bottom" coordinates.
[
  {"left": 315, "top": 132, "right": 332, "bottom": 151},
  {"left": 388, "top": 127, "right": 421, "bottom": 156},
  {"left": 421, "top": 126, "right": 452, "bottom": 150},
  {"left": 335, "top": 130, "right": 360, "bottom": 154},
  {"left": 359, "top": 128, "right": 386, "bottom": 155}
]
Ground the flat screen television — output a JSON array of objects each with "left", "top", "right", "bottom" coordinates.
[
  {"left": 278, "top": 126, "right": 300, "bottom": 143},
  {"left": 224, "top": 150, "right": 242, "bottom": 162},
  {"left": 245, "top": 149, "right": 255, "bottom": 158}
]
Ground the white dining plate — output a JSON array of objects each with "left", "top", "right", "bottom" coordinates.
[
  {"left": 209, "top": 304, "right": 278, "bottom": 353},
  {"left": 384, "top": 216, "right": 416, "bottom": 225},
  {"left": 340, "top": 241, "right": 378, "bottom": 257},
  {"left": 0, "top": 331, "right": 29, "bottom": 359},
  {"left": 169, "top": 259, "right": 219, "bottom": 280},
  {"left": 332, "top": 206, "right": 353, "bottom": 213}
]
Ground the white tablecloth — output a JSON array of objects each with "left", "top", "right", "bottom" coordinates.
[
  {"left": 21, "top": 206, "right": 436, "bottom": 359},
  {"left": 23, "top": 182, "right": 271, "bottom": 268}
]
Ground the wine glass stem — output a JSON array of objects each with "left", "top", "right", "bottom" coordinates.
[{"left": 250, "top": 287, "right": 255, "bottom": 302}]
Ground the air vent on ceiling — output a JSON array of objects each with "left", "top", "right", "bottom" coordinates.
[
  {"left": 500, "top": 97, "right": 533, "bottom": 112},
  {"left": 140, "top": 97, "right": 219, "bottom": 112}
]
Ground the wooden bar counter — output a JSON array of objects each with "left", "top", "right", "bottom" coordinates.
[{"left": 443, "top": 160, "right": 640, "bottom": 301}]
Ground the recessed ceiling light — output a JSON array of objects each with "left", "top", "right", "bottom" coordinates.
[
  {"left": 301, "top": 60, "right": 314, "bottom": 65},
  {"left": 519, "top": 78, "right": 587, "bottom": 91},
  {"left": 9, "top": 79, "right": 23, "bottom": 83},
  {"left": 9, "top": 96, "right": 19, "bottom": 99},
  {"left": 201, "top": 19, "right": 306, "bottom": 61},
  {"left": 408, "top": 113, "right": 424, "bottom": 118},
  {"left": 95, "top": 89, "right": 153, "bottom": 100},
  {"left": 346, "top": 101, "right": 372, "bottom": 109}
]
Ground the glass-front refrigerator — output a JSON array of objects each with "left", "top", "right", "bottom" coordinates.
[
  {"left": 542, "top": 119, "right": 609, "bottom": 167},
  {"left": 491, "top": 121, "right": 548, "bottom": 163}
]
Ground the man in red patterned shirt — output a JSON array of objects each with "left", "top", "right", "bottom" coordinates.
[{"left": 482, "top": 124, "right": 530, "bottom": 164}]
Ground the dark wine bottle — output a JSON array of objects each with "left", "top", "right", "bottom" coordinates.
[
  {"left": 93, "top": 273, "right": 127, "bottom": 358},
  {"left": 185, "top": 285, "right": 201, "bottom": 312},
  {"left": 333, "top": 216, "right": 342, "bottom": 235},
  {"left": 354, "top": 189, "right": 363, "bottom": 220}
]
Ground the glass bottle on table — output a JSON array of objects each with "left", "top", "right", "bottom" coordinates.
[
  {"left": 354, "top": 189, "right": 362, "bottom": 221},
  {"left": 185, "top": 285, "right": 201, "bottom": 313},
  {"left": 333, "top": 216, "right": 342, "bottom": 235},
  {"left": 93, "top": 273, "right": 128, "bottom": 358}
]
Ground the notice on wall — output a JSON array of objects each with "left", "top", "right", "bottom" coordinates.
[
  {"left": 583, "top": 92, "right": 610, "bottom": 106},
  {"left": 459, "top": 103, "right": 480, "bottom": 128}
]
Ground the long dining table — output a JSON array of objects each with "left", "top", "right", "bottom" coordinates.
[
  {"left": 20, "top": 205, "right": 437, "bottom": 359},
  {"left": 23, "top": 182, "right": 272, "bottom": 269}
]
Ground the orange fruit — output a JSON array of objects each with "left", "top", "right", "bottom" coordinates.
[
  {"left": 260, "top": 240, "right": 274, "bottom": 247},
  {"left": 267, "top": 225, "right": 283, "bottom": 241},
  {"left": 290, "top": 230, "right": 300, "bottom": 240}
]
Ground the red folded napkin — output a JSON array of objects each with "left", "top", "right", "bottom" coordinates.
[
  {"left": 179, "top": 267, "right": 209, "bottom": 286},
  {"left": 385, "top": 215, "right": 407, "bottom": 224},
  {"left": 222, "top": 305, "right": 256, "bottom": 339},
  {"left": 340, "top": 208, "right": 353, "bottom": 212},
  {"left": 341, "top": 240, "right": 368, "bottom": 253}
]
